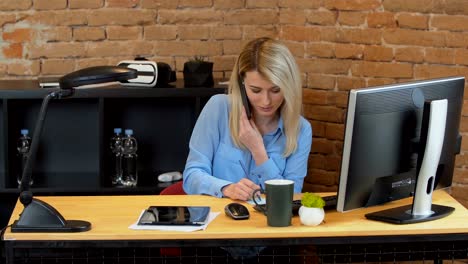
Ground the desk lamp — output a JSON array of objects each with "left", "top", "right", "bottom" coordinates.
[{"left": 11, "top": 66, "right": 138, "bottom": 232}]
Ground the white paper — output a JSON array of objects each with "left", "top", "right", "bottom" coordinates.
[
  {"left": 247, "top": 197, "right": 266, "bottom": 205},
  {"left": 129, "top": 211, "right": 220, "bottom": 232}
]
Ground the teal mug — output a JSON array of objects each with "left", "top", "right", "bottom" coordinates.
[{"left": 253, "top": 179, "right": 294, "bottom": 227}]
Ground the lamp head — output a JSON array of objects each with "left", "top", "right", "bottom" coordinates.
[{"left": 59, "top": 66, "right": 138, "bottom": 90}]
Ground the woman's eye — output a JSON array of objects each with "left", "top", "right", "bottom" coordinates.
[{"left": 250, "top": 89, "right": 261, "bottom": 94}]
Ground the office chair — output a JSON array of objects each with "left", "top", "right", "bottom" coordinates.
[
  {"left": 159, "top": 181, "right": 185, "bottom": 195},
  {"left": 159, "top": 180, "right": 185, "bottom": 257}
]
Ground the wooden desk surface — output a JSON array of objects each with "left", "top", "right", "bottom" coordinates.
[{"left": 4, "top": 190, "right": 468, "bottom": 241}]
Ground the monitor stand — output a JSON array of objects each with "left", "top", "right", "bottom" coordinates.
[{"left": 365, "top": 99, "right": 454, "bottom": 224}]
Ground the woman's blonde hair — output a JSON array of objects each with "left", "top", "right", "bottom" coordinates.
[{"left": 228, "top": 37, "right": 303, "bottom": 157}]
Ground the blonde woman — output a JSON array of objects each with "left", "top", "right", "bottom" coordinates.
[{"left": 183, "top": 37, "right": 312, "bottom": 201}]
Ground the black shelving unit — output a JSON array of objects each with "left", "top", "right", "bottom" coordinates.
[{"left": 0, "top": 80, "right": 226, "bottom": 227}]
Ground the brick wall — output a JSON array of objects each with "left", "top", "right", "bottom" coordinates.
[{"left": 1, "top": 0, "right": 467, "bottom": 207}]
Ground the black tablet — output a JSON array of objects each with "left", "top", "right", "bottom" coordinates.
[{"left": 137, "top": 206, "right": 211, "bottom": 226}]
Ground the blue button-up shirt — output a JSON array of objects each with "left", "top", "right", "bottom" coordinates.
[{"left": 183, "top": 94, "right": 312, "bottom": 197}]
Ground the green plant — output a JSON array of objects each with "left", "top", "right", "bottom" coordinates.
[
  {"left": 189, "top": 55, "right": 208, "bottom": 63},
  {"left": 301, "top": 192, "right": 325, "bottom": 208}
]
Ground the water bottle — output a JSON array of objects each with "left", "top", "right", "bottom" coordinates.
[
  {"left": 110, "top": 128, "right": 123, "bottom": 186},
  {"left": 17, "top": 129, "right": 32, "bottom": 187},
  {"left": 121, "top": 129, "right": 138, "bottom": 187}
]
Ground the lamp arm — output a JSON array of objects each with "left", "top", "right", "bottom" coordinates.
[{"left": 19, "top": 89, "right": 73, "bottom": 206}]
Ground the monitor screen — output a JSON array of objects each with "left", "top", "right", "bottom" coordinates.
[{"left": 337, "top": 76, "right": 464, "bottom": 213}]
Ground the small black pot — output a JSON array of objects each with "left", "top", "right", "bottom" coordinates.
[{"left": 183, "top": 61, "right": 214, "bottom": 87}]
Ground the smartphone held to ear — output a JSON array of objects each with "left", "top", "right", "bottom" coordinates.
[{"left": 238, "top": 76, "right": 252, "bottom": 119}]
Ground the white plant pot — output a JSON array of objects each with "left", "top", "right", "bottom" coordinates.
[{"left": 298, "top": 206, "right": 325, "bottom": 226}]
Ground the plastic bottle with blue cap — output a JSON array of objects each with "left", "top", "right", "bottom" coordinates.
[
  {"left": 17, "top": 129, "right": 32, "bottom": 187},
  {"left": 110, "top": 128, "right": 123, "bottom": 186},
  {"left": 121, "top": 129, "right": 138, "bottom": 187}
]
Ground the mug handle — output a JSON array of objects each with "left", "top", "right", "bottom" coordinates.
[{"left": 252, "top": 188, "right": 266, "bottom": 215}]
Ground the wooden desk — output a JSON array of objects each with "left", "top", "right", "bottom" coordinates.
[{"left": 3, "top": 190, "right": 468, "bottom": 263}]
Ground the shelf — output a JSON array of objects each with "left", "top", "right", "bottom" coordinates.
[{"left": 0, "top": 80, "right": 225, "bottom": 195}]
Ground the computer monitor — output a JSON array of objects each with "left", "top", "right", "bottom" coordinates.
[{"left": 336, "top": 76, "right": 464, "bottom": 224}]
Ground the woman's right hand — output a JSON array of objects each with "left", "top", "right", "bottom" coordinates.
[{"left": 222, "top": 178, "right": 260, "bottom": 201}]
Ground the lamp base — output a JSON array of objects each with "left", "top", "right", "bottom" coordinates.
[{"left": 11, "top": 198, "right": 91, "bottom": 233}]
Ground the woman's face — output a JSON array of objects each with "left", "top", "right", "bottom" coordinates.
[{"left": 243, "top": 71, "right": 284, "bottom": 120}]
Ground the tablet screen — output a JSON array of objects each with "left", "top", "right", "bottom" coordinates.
[{"left": 138, "top": 206, "right": 211, "bottom": 226}]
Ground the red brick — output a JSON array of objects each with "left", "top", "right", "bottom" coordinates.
[
  {"left": 303, "top": 105, "right": 345, "bottom": 123},
  {"left": 282, "top": 41, "right": 305, "bottom": 57},
  {"left": 337, "top": 11, "right": 366, "bottom": 26},
  {"left": 212, "top": 26, "right": 242, "bottom": 40},
  {"left": 3, "top": 28, "right": 32, "bottom": 43},
  {"left": 310, "top": 120, "right": 326, "bottom": 137},
  {"left": 299, "top": 58, "right": 352, "bottom": 75},
  {"left": 279, "top": 0, "right": 321, "bottom": 8},
  {"left": 107, "top": 0, "right": 139, "bottom": 7},
  {"left": 306, "top": 43, "right": 334, "bottom": 58},
  {"left": 0, "top": 0, "right": 31, "bottom": 10},
  {"left": 334, "top": 43, "right": 363, "bottom": 59},
  {"left": 414, "top": 64, "right": 463, "bottom": 79},
  {"left": 383, "top": 29, "right": 446, "bottom": 47},
  {"left": 85, "top": 41, "right": 152, "bottom": 57},
  {"left": 29, "top": 43, "right": 85, "bottom": 59},
  {"left": 244, "top": 25, "right": 278, "bottom": 39},
  {"left": 442, "top": 0, "right": 468, "bottom": 16},
  {"left": 159, "top": 10, "right": 223, "bottom": 24},
  {"left": 0, "top": 14, "right": 17, "bottom": 27},
  {"left": 76, "top": 58, "right": 112, "bottom": 69},
  {"left": 328, "top": 91, "right": 349, "bottom": 108},
  {"left": 395, "top": 47, "right": 424, "bottom": 63},
  {"left": 26, "top": 10, "right": 88, "bottom": 26},
  {"left": 446, "top": 32, "right": 468, "bottom": 48},
  {"left": 326, "top": 123, "right": 344, "bottom": 141},
  {"left": 303, "top": 88, "right": 330, "bottom": 105},
  {"left": 432, "top": 15, "right": 468, "bottom": 32},
  {"left": 7, "top": 60, "right": 40, "bottom": 76},
  {"left": 336, "top": 28, "right": 382, "bottom": 45},
  {"left": 3, "top": 43, "right": 23, "bottom": 58},
  {"left": 141, "top": 0, "right": 178, "bottom": 8},
  {"left": 213, "top": 0, "right": 244, "bottom": 9},
  {"left": 246, "top": 0, "right": 278, "bottom": 8},
  {"left": 454, "top": 49, "right": 468, "bottom": 66},
  {"left": 363, "top": 45, "right": 393, "bottom": 62},
  {"left": 367, "top": 12, "right": 396, "bottom": 28},
  {"left": 351, "top": 61, "right": 413, "bottom": 78},
  {"left": 212, "top": 56, "right": 236, "bottom": 71},
  {"left": 396, "top": 13, "right": 428, "bottom": 30},
  {"left": 41, "top": 27, "right": 72, "bottom": 42},
  {"left": 324, "top": 0, "right": 381, "bottom": 11},
  {"left": 144, "top": 25, "right": 177, "bottom": 40},
  {"left": 306, "top": 10, "right": 337, "bottom": 26},
  {"left": 88, "top": 9, "right": 155, "bottom": 26},
  {"left": 73, "top": 27, "right": 105, "bottom": 41},
  {"left": 107, "top": 26, "right": 141, "bottom": 40},
  {"left": 222, "top": 40, "right": 245, "bottom": 55},
  {"left": 383, "top": 0, "right": 444, "bottom": 13},
  {"left": 279, "top": 9, "right": 306, "bottom": 25},
  {"left": 178, "top": 26, "right": 211, "bottom": 40},
  {"left": 425, "top": 48, "right": 454, "bottom": 65},
  {"left": 41, "top": 59, "right": 75, "bottom": 75},
  {"left": 33, "top": 0, "right": 67, "bottom": 10},
  {"left": 179, "top": 0, "right": 212, "bottom": 7},
  {"left": 336, "top": 76, "right": 366, "bottom": 91},
  {"left": 69, "top": 0, "right": 102, "bottom": 9},
  {"left": 366, "top": 77, "right": 397, "bottom": 87},
  {"left": 155, "top": 41, "right": 222, "bottom": 56},
  {"left": 311, "top": 138, "right": 335, "bottom": 155},
  {"left": 225, "top": 10, "right": 278, "bottom": 25},
  {"left": 281, "top": 26, "right": 320, "bottom": 42},
  {"left": 306, "top": 74, "right": 336, "bottom": 90}
]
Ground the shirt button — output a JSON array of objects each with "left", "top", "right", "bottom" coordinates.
[
  {"left": 257, "top": 175, "right": 261, "bottom": 178},
  {"left": 215, "top": 192, "right": 219, "bottom": 196}
]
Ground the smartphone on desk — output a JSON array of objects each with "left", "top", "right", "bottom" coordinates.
[{"left": 238, "top": 76, "right": 252, "bottom": 119}]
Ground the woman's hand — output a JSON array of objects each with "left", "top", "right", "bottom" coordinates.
[
  {"left": 222, "top": 178, "right": 260, "bottom": 201},
  {"left": 239, "top": 108, "right": 268, "bottom": 165}
]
